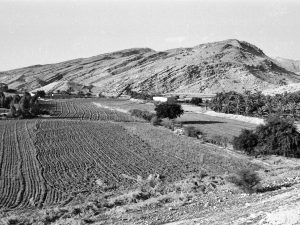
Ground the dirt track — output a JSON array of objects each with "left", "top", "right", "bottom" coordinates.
[{"left": 165, "top": 184, "right": 300, "bottom": 225}]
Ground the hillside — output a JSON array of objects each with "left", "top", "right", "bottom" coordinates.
[
  {"left": 274, "top": 57, "right": 300, "bottom": 75},
  {"left": 1, "top": 39, "right": 300, "bottom": 95}
]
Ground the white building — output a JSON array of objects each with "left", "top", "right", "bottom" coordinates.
[{"left": 153, "top": 96, "right": 177, "bottom": 103}]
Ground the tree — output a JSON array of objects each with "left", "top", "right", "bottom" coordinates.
[
  {"left": 155, "top": 102, "right": 184, "bottom": 119},
  {"left": 18, "top": 92, "right": 32, "bottom": 117},
  {"left": 12, "top": 94, "right": 21, "bottom": 104},
  {"left": 36, "top": 90, "right": 46, "bottom": 98},
  {"left": 255, "top": 115, "right": 300, "bottom": 157},
  {"left": 233, "top": 129, "right": 258, "bottom": 154},
  {"left": 3, "top": 96, "right": 13, "bottom": 109},
  {"left": 0, "top": 92, "right": 5, "bottom": 108},
  {"left": 190, "top": 97, "right": 203, "bottom": 106}
]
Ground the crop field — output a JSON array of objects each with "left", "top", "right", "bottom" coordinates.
[
  {"left": 93, "top": 98, "right": 155, "bottom": 112},
  {"left": 48, "top": 99, "right": 136, "bottom": 122},
  {"left": 122, "top": 122, "right": 259, "bottom": 176},
  {"left": 0, "top": 99, "right": 259, "bottom": 211},
  {"left": 90, "top": 99, "right": 257, "bottom": 140},
  {"left": 0, "top": 119, "right": 180, "bottom": 210},
  {"left": 177, "top": 112, "right": 257, "bottom": 140}
]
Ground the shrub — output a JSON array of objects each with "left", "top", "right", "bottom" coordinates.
[
  {"left": 0, "top": 92, "right": 5, "bottom": 108},
  {"left": 161, "top": 119, "right": 175, "bottom": 130},
  {"left": 183, "top": 126, "right": 202, "bottom": 138},
  {"left": 129, "top": 109, "right": 156, "bottom": 122},
  {"left": 127, "top": 89, "right": 154, "bottom": 100},
  {"left": 233, "top": 129, "right": 258, "bottom": 154},
  {"left": 228, "top": 169, "right": 261, "bottom": 193},
  {"left": 19, "top": 92, "right": 31, "bottom": 116},
  {"left": 3, "top": 96, "right": 13, "bottom": 109},
  {"left": 150, "top": 116, "right": 161, "bottom": 126},
  {"left": 12, "top": 94, "right": 21, "bottom": 104},
  {"left": 190, "top": 97, "right": 203, "bottom": 106},
  {"left": 205, "top": 135, "right": 230, "bottom": 148},
  {"left": 36, "top": 90, "right": 46, "bottom": 98},
  {"left": 255, "top": 115, "right": 300, "bottom": 157},
  {"left": 6, "top": 89, "right": 17, "bottom": 93},
  {"left": 155, "top": 102, "right": 184, "bottom": 119}
]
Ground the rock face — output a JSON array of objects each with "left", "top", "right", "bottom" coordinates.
[{"left": 1, "top": 39, "right": 300, "bottom": 95}]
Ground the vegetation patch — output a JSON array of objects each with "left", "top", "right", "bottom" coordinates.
[
  {"left": 233, "top": 115, "right": 300, "bottom": 158},
  {"left": 0, "top": 91, "right": 48, "bottom": 119},
  {"left": 129, "top": 109, "right": 156, "bottom": 121},
  {"left": 209, "top": 91, "right": 300, "bottom": 119},
  {"left": 155, "top": 102, "right": 184, "bottom": 120},
  {"left": 227, "top": 169, "right": 261, "bottom": 193}
]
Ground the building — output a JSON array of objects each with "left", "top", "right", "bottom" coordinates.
[
  {"left": 153, "top": 96, "right": 177, "bottom": 103},
  {"left": 0, "top": 83, "right": 8, "bottom": 92}
]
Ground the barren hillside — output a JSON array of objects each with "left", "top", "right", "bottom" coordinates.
[
  {"left": 1, "top": 39, "right": 299, "bottom": 95},
  {"left": 274, "top": 57, "right": 300, "bottom": 75}
]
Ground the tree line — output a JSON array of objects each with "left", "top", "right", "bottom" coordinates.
[
  {"left": 209, "top": 91, "right": 300, "bottom": 119},
  {"left": 0, "top": 90, "right": 46, "bottom": 118}
]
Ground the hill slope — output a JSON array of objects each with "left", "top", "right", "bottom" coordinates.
[
  {"left": 1, "top": 39, "right": 299, "bottom": 95},
  {"left": 274, "top": 57, "right": 300, "bottom": 75}
]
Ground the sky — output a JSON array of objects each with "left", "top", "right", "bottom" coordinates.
[{"left": 0, "top": 0, "right": 299, "bottom": 71}]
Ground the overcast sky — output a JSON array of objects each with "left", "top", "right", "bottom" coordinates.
[{"left": 0, "top": 0, "right": 299, "bottom": 71}]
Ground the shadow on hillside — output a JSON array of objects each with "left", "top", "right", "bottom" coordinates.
[{"left": 181, "top": 120, "right": 225, "bottom": 125}]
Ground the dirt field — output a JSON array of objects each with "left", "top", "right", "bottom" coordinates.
[
  {"left": 0, "top": 119, "right": 174, "bottom": 210},
  {"left": 0, "top": 99, "right": 259, "bottom": 211},
  {"left": 1, "top": 99, "right": 300, "bottom": 224},
  {"left": 52, "top": 99, "right": 136, "bottom": 122}
]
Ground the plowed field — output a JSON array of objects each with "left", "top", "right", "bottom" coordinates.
[
  {"left": 0, "top": 119, "right": 179, "bottom": 210},
  {"left": 52, "top": 99, "right": 135, "bottom": 122},
  {"left": 0, "top": 99, "right": 258, "bottom": 211}
]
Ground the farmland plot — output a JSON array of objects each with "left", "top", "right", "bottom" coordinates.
[
  {"left": 51, "top": 99, "right": 135, "bottom": 122},
  {"left": 177, "top": 112, "right": 257, "bottom": 140},
  {"left": 89, "top": 99, "right": 258, "bottom": 139},
  {"left": 0, "top": 119, "right": 176, "bottom": 210}
]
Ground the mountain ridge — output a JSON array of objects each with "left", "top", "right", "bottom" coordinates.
[{"left": 1, "top": 39, "right": 299, "bottom": 95}]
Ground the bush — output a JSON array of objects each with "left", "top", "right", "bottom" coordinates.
[
  {"left": 255, "top": 115, "right": 300, "bottom": 157},
  {"left": 155, "top": 102, "right": 184, "bottom": 119},
  {"left": 127, "top": 89, "right": 154, "bottom": 100},
  {"left": 161, "top": 119, "right": 175, "bottom": 130},
  {"left": 12, "top": 94, "right": 21, "bottom": 104},
  {"left": 228, "top": 169, "right": 261, "bottom": 193},
  {"left": 150, "top": 116, "right": 161, "bottom": 126},
  {"left": 233, "top": 129, "right": 258, "bottom": 154},
  {"left": 6, "top": 89, "right": 17, "bottom": 93},
  {"left": 36, "top": 90, "right": 46, "bottom": 98},
  {"left": 3, "top": 96, "right": 13, "bottom": 109},
  {"left": 183, "top": 126, "right": 202, "bottom": 138},
  {"left": 190, "top": 97, "right": 203, "bottom": 106},
  {"left": 205, "top": 135, "right": 230, "bottom": 148},
  {"left": 19, "top": 92, "right": 31, "bottom": 116},
  {"left": 129, "top": 109, "right": 156, "bottom": 122}
]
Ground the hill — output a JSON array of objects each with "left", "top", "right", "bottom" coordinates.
[
  {"left": 274, "top": 57, "right": 300, "bottom": 75},
  {"left": 1, "top": 39, "right": 300, "bottom": 95}
]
